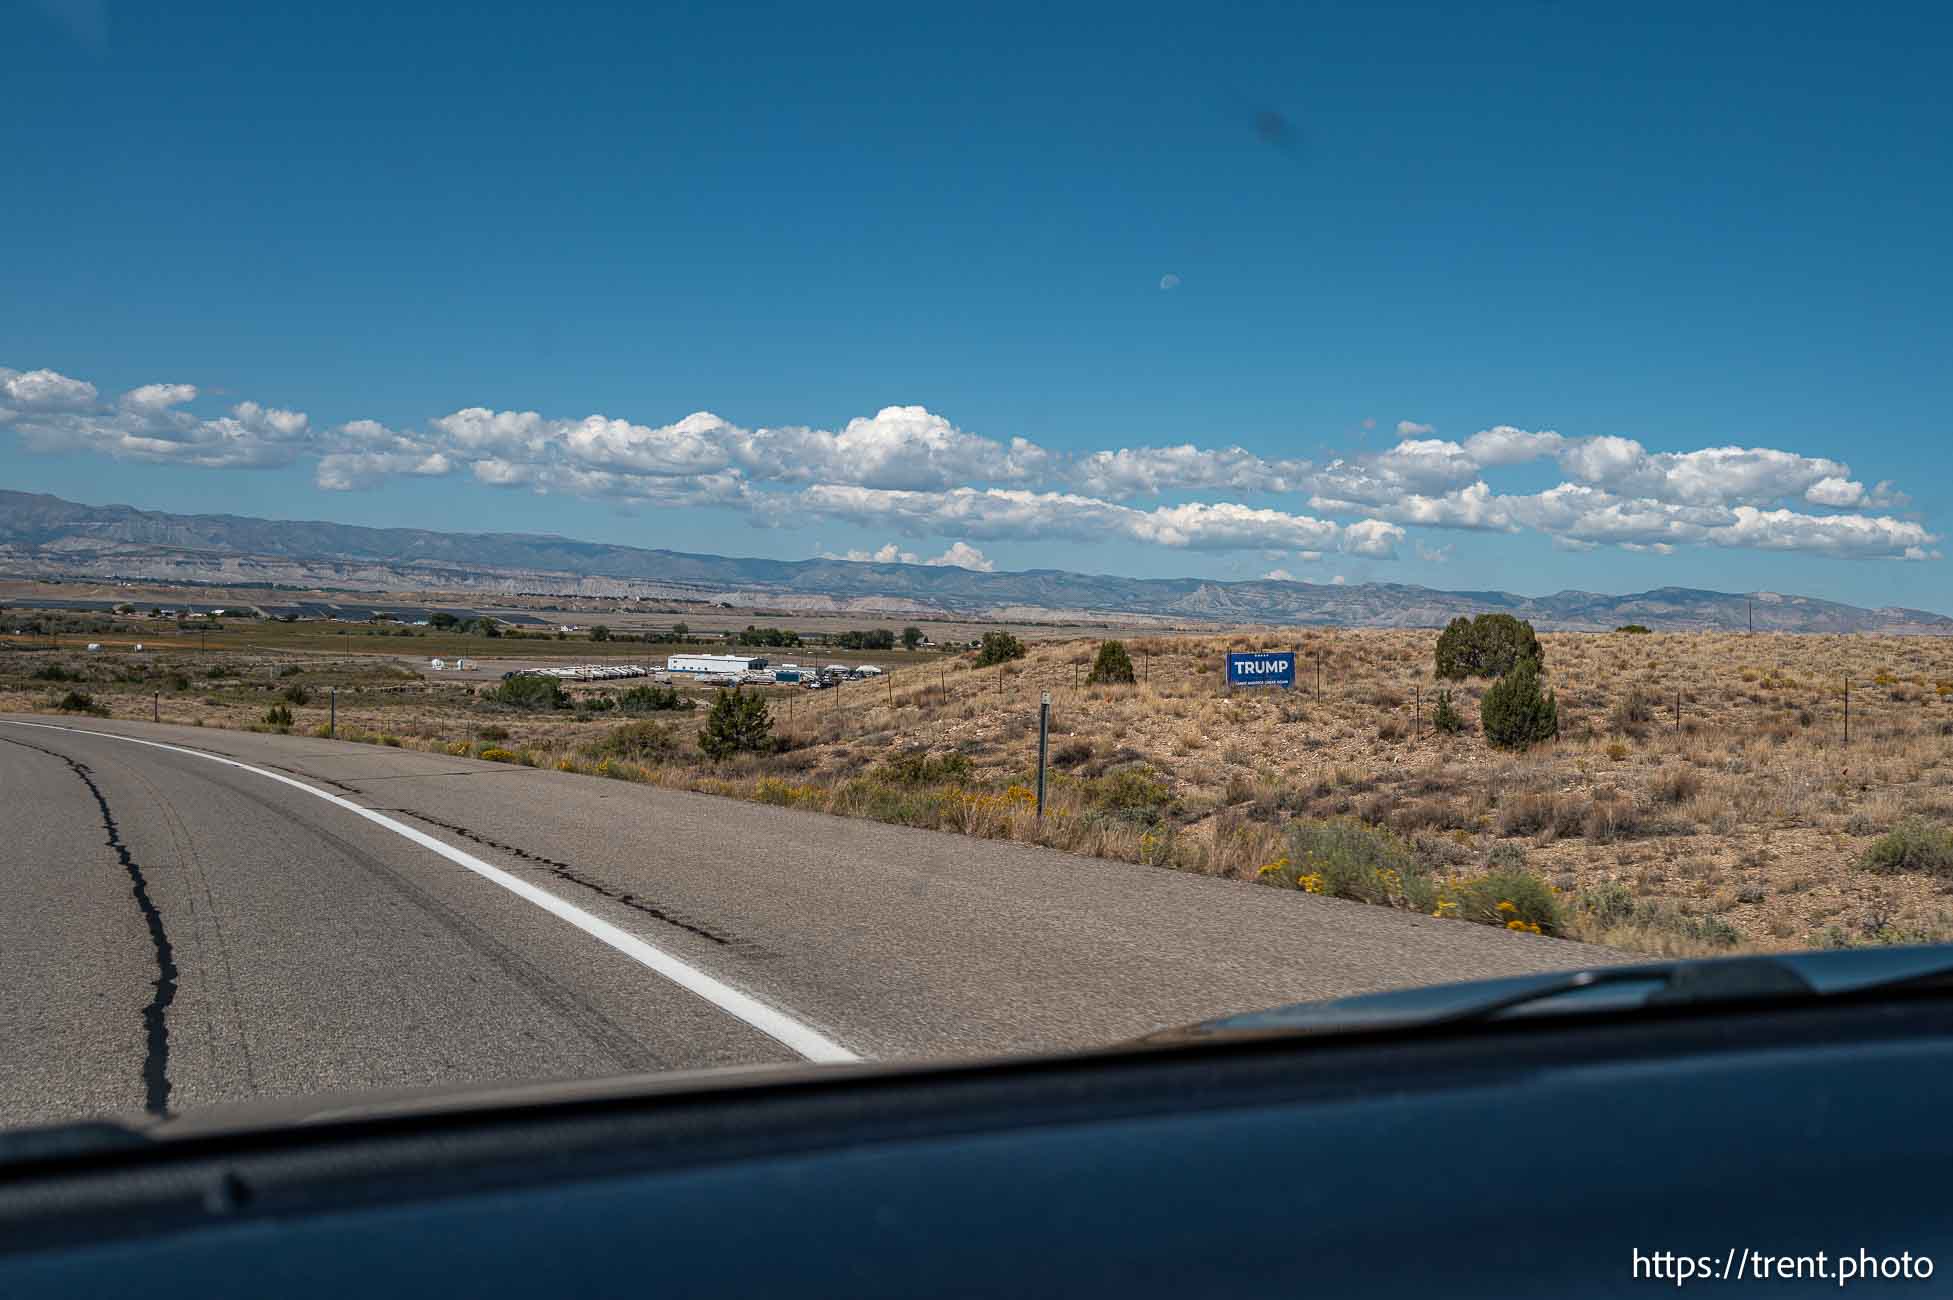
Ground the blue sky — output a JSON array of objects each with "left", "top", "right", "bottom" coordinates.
[{"left": 3, "top": 0, "right": 1949, "bottom": 609}]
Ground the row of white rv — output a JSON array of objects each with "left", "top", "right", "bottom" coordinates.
[
  {"left": 665, "top": 653, "right": 886, "bottom": 688},
  {"left": 523, "top": 663, "right": 647, "bottom": 681},
  {"left": 487, "top": 656, "right": 890, "bottom": 692}
]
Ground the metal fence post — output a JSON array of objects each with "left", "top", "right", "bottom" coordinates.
[
  {"left": 1036, "top": 691, "right": 1050, "bottom": 820},
  {"left": 329, "top": 687, "right": 336, "bottom": 739},
  {"left": 153, "top": 692, "right": 159, "bottom": 724}
]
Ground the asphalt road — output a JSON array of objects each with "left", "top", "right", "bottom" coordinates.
[{"left": 1, "top": 714, "right": 1616, "bottom": 1129}]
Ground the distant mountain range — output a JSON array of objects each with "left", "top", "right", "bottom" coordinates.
[{"left": 3, "top": 489, "right": 1948, "bottom": 633}]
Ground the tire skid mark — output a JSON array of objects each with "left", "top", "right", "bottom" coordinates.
[
  {"left": 1, "top": 737, "right": 178, "bottom": 1116},
  {"left": 256, "top": 762, "right": 363, "bottom": 795},
  {"left": 203, "top": 784, "right": 663, "bottom": 1074},
  {"left": 389, "top": 809, "right": 755, "bottom": 955},
  {"left": 118, "top": 753, "right": 754, "bottom": 953}
]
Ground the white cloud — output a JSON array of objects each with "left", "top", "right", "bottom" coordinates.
[
  {"left": 928, "top": 541, "right": 994, "bottom": 571},
  {"left": 7, "top": 376, "right": 313, "bottom": 469},
  {"left": 0, "top": 367, "right": 98, "bottom": 412},
  {"left": 825, "top": 541, "right": 996, "bottom": 571},
  {"left": 1069, "top": 444, "right": 1311, "bottom": 497},
  {"left": 726, "top": 405, "right": 1049, "bottom": 490},
  {"left": 1803, "top": 475, "right": 1905, "bottom": 510},
  {"left": 1262, "top": 568, "right": 1298, "bottom": 581},
  {"left": 4, "top": 360, "right": 1933, "bottom": 565},
  {"left": 1553, "top": 439, "right": 1859, "bottom": 508},
  {"left": 1804, "top": 475, "right": 1864, "bottom": 507},
  {"left": 1462, "top": 425, "right": 1563, "bottom": 465},
  {"left": 1159, "top": 273, "right": 1182, "bottom": 291},
  {"left": 1317, "top": 480, "right": 1517, "bottom": 531},
  {"left": 1707, "top": 507, "right": 1936, "bottom": 558},
  {"left": 315, "top": 449, "right": 453, "bottom": 491},
  {"left": 1330, "top": 574, "right": 1347, "bottom": 585},
  {"left": 1341, "top": 517, "right": 1407, "bottom": 557},
  {"left": 1303, "top": 437, "right": 1484, "bottom": 506},
  {"left": 832, "top": 543, "right": 915, "bottom": 563},
  {"left": 120, "top": 382, "right": 197, "bottom": 414},
  {"left": 430, "top": 407, "right": 551, "bottom": 458},
  {"left": 561, "top": 411, "right": 734, "bottom": 477},
  {"left": 793, "top": 485, "right": 1387, "bottom": 555},
  {"left": 1374, "top": 438, "right": 1483, "bottom": 492},
  {"left": 1414, "top": 541, "right": 1452, "bottom": 563},
  {"left": 468, "top": 458, "right": 531, "bottom": 486}
]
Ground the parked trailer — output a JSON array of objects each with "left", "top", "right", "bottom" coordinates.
[{"left": 538, "top": 663, "right": 649, "bottom": 681}]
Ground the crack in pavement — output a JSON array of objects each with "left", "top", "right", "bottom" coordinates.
[
  {"left": 2, "top": 738, "right": 178, "bottom": 1116},
  {"left": 91, "top": 746, "right": 762, "bottom": 959},
  {"left": 389, "top": 809, "right": 753, "bottom": 954}
]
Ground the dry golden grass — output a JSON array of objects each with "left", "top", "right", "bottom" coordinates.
[{"left": 13, "top": 625, "right": 1953, "bottom": 955}]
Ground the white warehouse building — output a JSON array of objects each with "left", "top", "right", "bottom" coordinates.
[{"left": 667, "top": 653, "right": 768, "bottom": 674}]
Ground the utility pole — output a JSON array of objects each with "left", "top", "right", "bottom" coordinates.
[
  {"left": 1844, "top": 677, "right": 1850, "bottom": 745},
  {"left": 329, "top": 687, "right": 336, "bottom": 739},
  {"left": 1316, "top": 650, "right": 1323, "bottom": 702}
]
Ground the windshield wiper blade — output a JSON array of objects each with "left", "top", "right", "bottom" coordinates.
[
  {"left": 1418, "top": 958, "right": 1818, "bottom": 1028},
  {"left": 1164, "top": 947, "right": 1953, "bottom": 1045},
  {"left": 0, "top": 1120, "right": 151, "bottom": 1169}
]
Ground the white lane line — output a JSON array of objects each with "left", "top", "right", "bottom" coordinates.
[{"left": 0, "top": 719, "right": 859, "bottom": 1065}]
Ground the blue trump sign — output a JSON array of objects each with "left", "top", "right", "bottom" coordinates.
[{"left": 1227, "top": 651, "right": 1296, "bottom": 689}]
